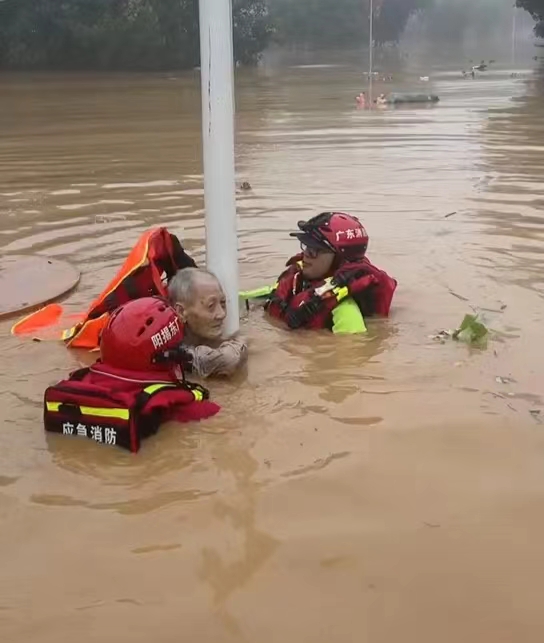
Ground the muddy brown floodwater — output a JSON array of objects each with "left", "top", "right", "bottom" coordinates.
[{"left": 2, "top": 60, "right": 544, "bottom": 642}]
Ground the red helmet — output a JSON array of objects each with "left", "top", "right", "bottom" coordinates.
[
  {"left": 290, "top": 212, "right": 369, "bottom": 260},
  {"left": 100, "top": 297, "right": 184, "bottom": 374}
]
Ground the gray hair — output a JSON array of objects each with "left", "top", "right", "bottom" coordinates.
[{"left": 168, "top": 267, "right": 221, "bottom": 305}]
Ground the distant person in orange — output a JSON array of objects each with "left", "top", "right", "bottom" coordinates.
[{"left": 356, "top": 92, "right": 366, "bottom": 108}]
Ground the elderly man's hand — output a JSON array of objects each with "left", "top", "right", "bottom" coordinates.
[{"left": 187, "top": 336, "right": 248, "bottom": 378}]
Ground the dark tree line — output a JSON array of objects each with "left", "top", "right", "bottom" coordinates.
[
  {"left": 517, "top": 0, "right": 544, "bottom": 37},
  {"left": 0, "top": 0, "right": 271, "bottom": 70},
  {"left": 0, "top": 0, "right": 428, "bottom": 71}
]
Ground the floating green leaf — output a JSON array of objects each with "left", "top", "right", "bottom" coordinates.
[{"left": 452, "top": 314, "right": 489, "bottom": 347}]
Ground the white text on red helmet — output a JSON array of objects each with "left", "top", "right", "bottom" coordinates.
[
  {"left": 151, "top": 318, "right": 181, "bottom": 350},
  {"left": 336, "top": 228, "right": 363, "bottom": 241}
]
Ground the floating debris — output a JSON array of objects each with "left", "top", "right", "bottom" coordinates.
[
  {"left": 495, "top": 376, "right": 516, "bottom": 385},
  {"left": 447, "top": 288, "right": 470, "bottom": 302},
  {"left": 452, "top": 314, "right": 489, "bottom": 347},
  {"left": 95, "top": 213, "right": 128, "bottom": 223},
  {"left": 431, "top": 314, "right": 489, "bottom": 348},
  {"left": 429, "top": 330, "right": 452, "bottom": 343},
  {"left": 529, "top": 410, "right": 543, "bottom": 425}
]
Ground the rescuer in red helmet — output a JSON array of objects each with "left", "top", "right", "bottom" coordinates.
[
  {"left": 100, "top": 295, "right": 189, "bottom": 380},
  {"left": 241, "top": 212, "right": 397, "bottom": 334},
  {"left": 44, "top": 297, "right": 219, "bottom": 452}
]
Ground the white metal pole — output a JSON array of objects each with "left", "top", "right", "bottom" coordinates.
[
  {"left": 368, "top": 0, "right": 374, "bottom": 108},
  {"left": 511, "top": 7, "right": 517, "bottom": 69},
  {"left": 199, "top": 0, "right": 239, "bottom": 335}
]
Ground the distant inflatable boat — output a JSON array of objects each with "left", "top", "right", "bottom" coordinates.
[{"left": 384, "top": 93, "right": 440, "bottom": 105}]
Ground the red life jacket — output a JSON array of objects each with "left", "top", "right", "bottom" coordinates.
[
  {"left": 266, "top": 254, "right": 397, "bottom": 330},
  {"left": 43, "top": 362, "right": 219, "bottom": 453}
]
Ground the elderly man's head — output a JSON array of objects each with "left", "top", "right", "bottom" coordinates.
[{"left": 168, "top": 268, "right": 226, "bottom": 341}]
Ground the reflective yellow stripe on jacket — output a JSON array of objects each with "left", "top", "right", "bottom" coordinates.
[
  {"left": 143, "top": 383, "right": 174, "bottom": 395},
  {"left": 46, "top": 382, "right": 204, "bottom": 421},
  {"left": 145, "top": 382, "right": 204, "bottom": 402},
  {"left": 46, "top": 402, "right": 130, "bottom": 420}
]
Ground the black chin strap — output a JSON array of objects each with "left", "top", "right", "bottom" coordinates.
[{"left": 152, "top": 344, "right": 193, "bottom": 371}]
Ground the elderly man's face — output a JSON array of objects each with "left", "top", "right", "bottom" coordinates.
[{"left": 176, "top": 276, "right": 227, "bottom": 341}]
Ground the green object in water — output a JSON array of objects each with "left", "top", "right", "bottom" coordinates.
[
  {"left": 453, "top": 314, "right": 488, "bottom": 346},
  {"left": 239, "top": 285, "right": 274, "bottom": 300}
]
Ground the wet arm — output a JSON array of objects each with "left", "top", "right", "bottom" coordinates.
[{"left": 184, "top": 338, "right": 248, "bottom": 378}]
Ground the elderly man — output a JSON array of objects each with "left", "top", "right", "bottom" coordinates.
[{"left": 168, "top": 268, "right": 248, "bottom": 378}]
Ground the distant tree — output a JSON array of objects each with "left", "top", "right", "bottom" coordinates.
[
  {"left": 419, "top": 0, "right": 521, "bottom": 44},
  {"left": 233, "top": 0, "right": 274, "bottom": 65},
  {"left": 373, "top": 0, "right": 433, "bottom": 44},
  {"left": 269, "top": 0, "right": 365, "bottom": 48},
  {"left": 268, "top": 0, "right": 430, "bottom": 48},
  {"left": 516, "top": 0, "right": 544, "bottom": 37},
  {"left": 418, "top": 0, "right": 472, "bottom": 43}
]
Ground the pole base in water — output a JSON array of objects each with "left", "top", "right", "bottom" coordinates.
[{"left": 0, "top": 255, "right": 80, "bottom": 320}]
